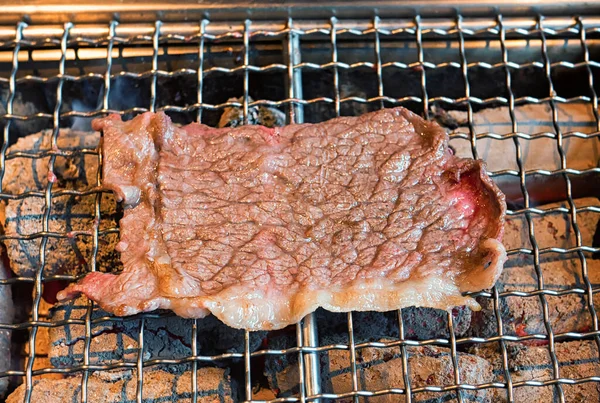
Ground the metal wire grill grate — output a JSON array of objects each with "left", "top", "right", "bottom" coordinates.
[{"left": 0, "top": 12, "right": 598, "bottom": 403}]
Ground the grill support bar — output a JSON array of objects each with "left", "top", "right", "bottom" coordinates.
[
  {"left": 3, "top": 1, "right": 600, "bottom": 24},
  {"left": 285, "top": 17, "right": 323, "bottom": 402},
  {"left": 301, "top": 314, "right": 321, "bottom": 402},
  {"left": 1, "top": 15, "right": 599, "bottom": 43}
]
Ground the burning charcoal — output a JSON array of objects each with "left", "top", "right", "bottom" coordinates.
[
  {"left": 469, "top": 340, "right": 600, "bottom": 402},
  {"left": 24, "top": 326, "right": 64, "bottom": 381},
  {"left": 0, "top": 255, "right": 13, "bottom": 398},
  {"left": 446, "top": 104, "right": 600, "bottom": 200},
  {"left": 11, "top": 295, "right": 63, "bottom": 391},
  {"left": 49, "top": 297, "right": 265, "bottom": 368},
  {"left": 3, "top": 194, "right": 121, "bottom": 279},
  {"left": 195, "top": 314, "right": 267, "bottom": 355},
  {"left": 0, "top": 129, "right": 122, "bottom": 278},
  {"left": 23, "top": 300, "right": 64, "bottom": 381},
  {"left": 154, "top": 75, "right": 201, "bottom": 125},
  {"left": 49, "top": 297, "right": 137, "bottom": 367},
  {"left": 266, "top": 340, "right": 494, "bottom": 402},
  {"left": 471, "top": 255, "right": 599, "bottom": 339},
  {"left": 253, "top": 387, "right": 276, "bottom": 400},
  {"left": 470, "top": 197, "right": 600, "bottom": 339},
  {"left": 1, "top": 129, "right": 101, "bottom": 194},
  {"left": 503, "top": 197, "right": 600, "bottom": 253},
  {"left": 217, "top": 96, "right": 285, "bottom": 128},
  {"left": 6, "top": 366, "right": 235, "bottom": 403}
]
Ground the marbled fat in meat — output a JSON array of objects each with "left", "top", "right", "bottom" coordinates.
[{"left": 58, "top": 107, "right": 506, "bottom": 330}]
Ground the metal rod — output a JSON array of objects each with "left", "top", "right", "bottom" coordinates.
[
  {"left": 196, "top": 19, "right": 208, "bottom": 123},
  {"left": 2, "top": 0, "right": 599, "bottom": 20},
  {"left": 397, "top": 311, "right": 412, "bottom": 402},
  {"left": 150, "top": 20, "right": 162, "bottom": 113},
  {"left": 295, "top": 322, "right": 307, "bottom": 403},
  {"left": 415, "top": 15, "right": 429, "bottom": 119},
  {"left": 538, "top": 15, "right": 566, "bottom": 402},
  {"left": 244, "top": 330, "right": 252, "bottom": 401},
  {"left": 0, "top": 21, "right": 25, "bottom": 192},
  {"left": 285, "top": 17, "right": 322, "bottom": 402},
  {"left": 447, "top": 312, "right": 464, "bottom": 403},
  {"left": 191, "top": 319, "right": 199, "bottom": 403},
  {"left": 191, "top": 19, "right": 208, "bottom": 401},
  {"left": 301, "top": 313, "right": 321, "bottom": 401},
  {"left": 135, "top": 318, "right": 146, "bottom": 403},
  {"left": 24, "top": 21, "right": 71, "bottom": 403},
  {"left": 347, "top": 312, "right": 360, "bottom": 403},
  {"left": 457, "top": 15, "right": 478, "bottom": 160},
  {"left": 242, "top": 19, "right": 251, "bottom": 125},
  {"left": 0, "top": 15, "right": 598, "bottom": 42},
  {"left": 373, "top": 16, "right": 384, "bottom": 111},
  {"left": 496, "top": 14, "right": 516, "bottom": 403},
  {"left": 330, "top": 17, "right": 341, "bottom": 117},
  {"left": 287, "top": 18, "right": 304, "bottom": 124}
]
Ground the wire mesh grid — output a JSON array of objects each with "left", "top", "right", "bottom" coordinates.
[{"left": 0, "top": 11, "right": 598, "bottom": 403}]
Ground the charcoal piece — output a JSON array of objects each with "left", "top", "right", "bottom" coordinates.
[
  {"left": 503, "top": 197, "right": 600, "bottom": 253},
  {"left": 401, "top": 305, "right": 472, "bottom": 340},
  {"left": 3, "top": 194, "right": 121, "bottom": 279},
  {"left": 316, "top": 307, "right": 471, "bottom": 346},
  {"left": 2, "top": 129, "right": 100, "bottom": 194},
  {"left": 0, "top": 255, "right": 13, "bottom": 398},
  {"left": 471, "top": 255, "right": 599, "bottom": 339},
  {"left": 432, "top": 104, "right": 467, "bottom": 130},
  {"left": 266, "top": 340, "right": 494, "bottom": 402},
  {"left": 195, "top": 314, "right": 266, "bottom": 355},
  {"left": 217, "top": 96, "right": 286, "bottom": 128},
  {"left": 267, "top": 307, "right": 472, "bottom": 375},
  {"left": 0, "top": 129, "right": 122, "bottom": 278},
  {"left": 470, "top": 197, "right": 600, "bottom": 339},
  {"left": 49, "top": 297, "right": 265, "bottom": 368},
  {"left": 6, "top": 367, "right": 235, "bottom": 403},
  {"left": 316, "top": 310, "right": 396, "bottom": 345},
  {"left": 469, "top": 340, "right": 600, "bottom": 402}
]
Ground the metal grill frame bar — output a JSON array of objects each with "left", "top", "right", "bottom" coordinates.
[
  {"left": 0, "top": 12, "right": 598, "bottom": 403},
  {"left": 2, "top": 1, "right": 600, "bottom": 23}
]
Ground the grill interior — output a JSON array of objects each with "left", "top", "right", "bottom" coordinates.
[{"left": 0, "top": 7, "right": 600, "bottom": 403}]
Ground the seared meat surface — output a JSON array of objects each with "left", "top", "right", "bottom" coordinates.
[{"left": 59, "top": 107, "right": 506, "bottom": 330}]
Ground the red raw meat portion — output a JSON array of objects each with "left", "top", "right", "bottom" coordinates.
[{"left": 58, "top": 107, "right": 506, "bottom": 330}]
